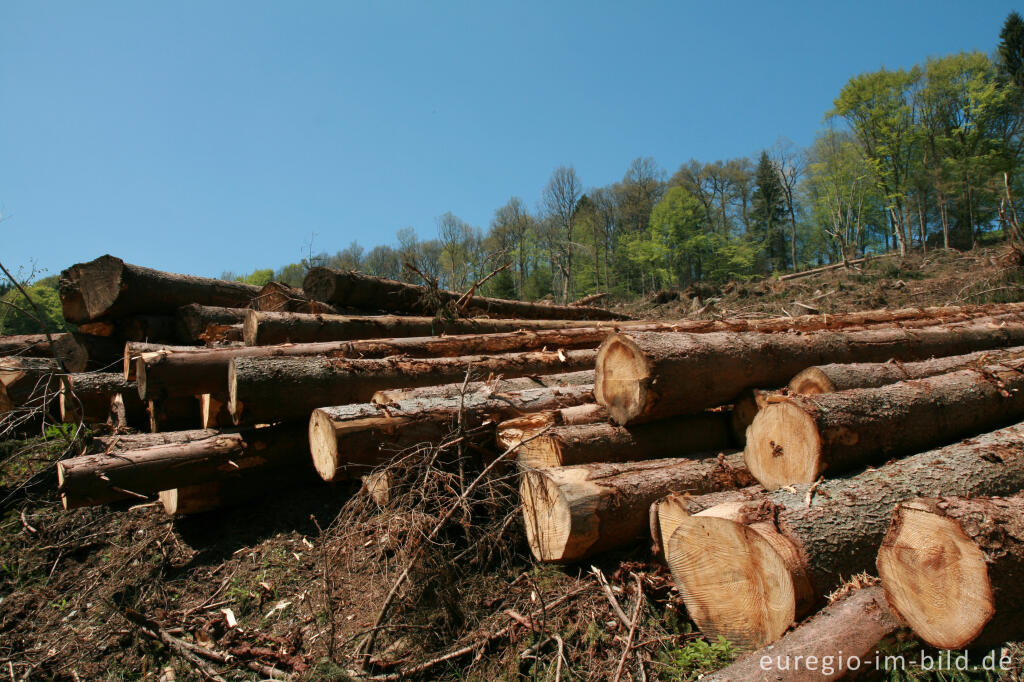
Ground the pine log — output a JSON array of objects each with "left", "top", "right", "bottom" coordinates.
[
  {"left": 0, "top": 333, "right": 70, "bottom": 358},
  {"left": 92, "top": 428, "right": 222, "bottom": 453},
  {"left": 504, "top": 411, "right": 734, "bottom": 470},
  {"left": 595, "top": 318, "right": 1024, "bottom": 425},
  {"left": 52, "top": 332, "right": 125, "bottom": 373},
  {"left": 229, "top": 349, "right": 596, "bottom": 424},
  {"left": 309, "top": 384, "right": 593, "bottom": 481},
  {"left": 59, "top": 372, "right": 138, "bottom": 424},
  {"left": 746, "top": 363, "right": 1024, "bottom": 489},
  {"left": 371, "top": 370, "right": 594, "bottom": 405},
  {"left": 148, "top": 397, "right": 201, "bottom": 433},
  {"left": 303, "top": 267, "right": 630, "bottom": 321},
  {"left": 199, "top": 393, "right": 233, "bottom": 428},
  {"left": 704, "top": 586, "right": 901, "bottom": 681},
  {"left": 251, "top": 281, "right": 339, "bottom": 314},
  {"left": 663, "top": 422, "right": 1024, "bottom": 650},
  {"left": 521, "top": 452, "right": 754, "bottom": 563},
  {"left": 789, "top": 344, "right": 1024, "bottom": 394},
  {"left": 175, "top": 304, "right": 248, "bottom": 343},
  {"left": 59, "top": 254, "right": 260, "bottom": 323},
  {"left": 877, "top": 494, "right": 1024, "bottom": 650},
  {"left": 58, "top": 423, "right": 305, "bottom": 509},
  {"left": 108, "top": 392, "right": 148, "bottom": 430}
]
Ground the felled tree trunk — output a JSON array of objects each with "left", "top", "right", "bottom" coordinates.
[
  {"left": 520, "top": 452, "right": 754, "bottom": 563},
  {"left": 159, "top": 460, "right": 321, "bottom": 515},
  {"left": 92, "top": 428, "right": 222, "bottom": 453},
  {"left": 303, "top": 267, "right": 631, "bottom": 320},
  {"left": 877, "top": 494, "right": 1024, "bottom": 650},
  {"left": 230, "top": 349, "right": 596, "bottom": 424},
  {"left": 59, "top": 372, "right": 139, "bottom": 424},
  {"left": 52, "top": 333, "right": 125, "bottom": 373},
  {"left": 745, "top": 364, "right": 1024, "bottom": 489},
  {"left": 371, "top": 370, "right": 594, "bottom": 405},
  {"left": 496, "top": 404, "right": 609, "bottom": 454},
  {"left": 251, "top": 281, "right": 338, "bottom": 314},
  {"left": 703, "top": 585, "right": 901, "bottom": 682},
  {"left": 123, "top": 342, "right": 203, "bottom": 380},
  {"left": 504, "top": 411, "right": 734, "bottom": 469},
  {"left": 58, "top": 424, "right": 304, "bottom": 508},
  {"left": 0, "top": 357, "right": 60, "bottom": 407},
  {"left": 59, "top": 254, "right": 260, "bottom": 323},
  {"left": 789, "top": 344, "right": 1024, "bottom": 394},
  {"left": 595, "top": 319, "right": 1024, "bottom": 425},
  {"left": 148, "top": 398, "right": 201, "bottom": 433},
  {"left": 728, "top": 389, "right": 773, "bottom": 446},
  {"left": 309, "top": 384, "right": 593, "bottom": 481},
  {"left": 175, "top": 304, "right": 248, "bottom": 343},
  {"left": 663, "top": 422, "right": 1024, "bottom": 650},
  {"left": 0, "top": 333, "right": 70, "bottom": 358}
]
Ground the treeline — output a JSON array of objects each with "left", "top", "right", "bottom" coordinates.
[{"left": 221, "top": 14, "right": 1022, "bottom": 303}]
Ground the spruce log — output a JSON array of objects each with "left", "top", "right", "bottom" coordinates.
[
  {"left": 303, "top": 267, "right": 630, "bottom": 321},
  {"left": 371, "top": 370, "right": 594, "bottom": 405},
  {"left": 202, "top": 324, "right": 243, "bottom": 344},
  {"left": 704, "top": 586, "right": 900, "bottom": 681},
  {"left": 52, "top": 332, "right": 125, "bottom": 373},
  {"left": 92, "top": 428, "right": 222, "bottom": 453},
  {"left": 521, "top": 452, "right": 754, "bottom": 563},
  {"left": 651, "top": 487, "right": 764, "bottom": 558},
  {"left": 58, "top": 372, "right": 138, "bottom": 424},
  {"left": 123, "top": 342, "right": 202, "bottom": 380},
  {"left": 0, "top": 333, "right": 69, "bottom": 358},
  {"left": 309, "top": 385, "right": 593, "bottom": 481},
  {"left": 230, "top": 349, "right": 596, "bottom": 424},
  {"left": 664, "top": 422, "right": 1024, "bottom": 650},
  {"left": 596, "top": 318, "right": 1024, "bottom": 425},
  {"left": 252, "top": 281, "right": 338, "bottom": 314},
  {"left": 58, "top": 424, "right": 305, "bottom": 509},
  {"left": 148, "top": 398, "right": 201, "bottom": 433},
  {"left": 175, "top": 304, "right": 248, "bottom": 343},
  {"left": 746, "top": 363, "right": 1024, "bottom": 489},
  {"left": 59, "top": 254, "right": 259, "bottom": 323},
  {"left": 877, "top": 494, "right": 1024, "bottom": 650},
  {"left": 505, "top": 411, "right": 734, "bottom": 470}
]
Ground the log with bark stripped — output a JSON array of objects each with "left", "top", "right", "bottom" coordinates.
[
  {"left": 229, "top": 349, "right": 596, "bottom": 424},
  {"left": 175, "top": 304, "right": 248, "bottom": 343},
  {"left": 595, "top": 318, "right": 1024, "bottom": 425},
  {"left": 877, "top": 494, "right": 1024, "bottom": 650},
  {"left": 58, "top": 372, "right": 141, "bottom": 424},
  {"left": 663, "top": 422, "right": 1024, "bottom": 650},
  {"left": 788, "top": 344, "right": 1024, "bottom": 394},
  {"left": 521, "top": 452, "right": 754, "bottom": 563},
  {"left": 502, "top": 411, "right": 734, "bottom": 470},
  {"left": 746, "top": 363, "right": 1024, "bottom": 488},
  {"left": 371, "top": 370, "right": 594, "bottom": 405},
  {"left": 303, "top": 267, "right": 631, "bottom": 321},
  {"left": 309, "top": 384, "right": 593, "bottom": 481},
  {"left": 703, "top": 586, "right": 900, "bottom": 681},
  {"left": 58, "top": 424, "right": 304, "bottom": 508},
  {"left": 59, "top": 254, "right": 260, "bottom": 323}
]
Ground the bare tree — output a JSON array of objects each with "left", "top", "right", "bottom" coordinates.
[
  {"left": 491, "top": 197, "right": 532, "bottom": 297},
  {"left": 772, "top": 138, "right": 807, "bottom": 269},
  {"left": 542, "top": 166, "right": 582, "bottom": 302}
]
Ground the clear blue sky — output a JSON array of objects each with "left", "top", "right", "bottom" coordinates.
[{"left": 1, "top": 1, "right": 1018, "bottom": 280}]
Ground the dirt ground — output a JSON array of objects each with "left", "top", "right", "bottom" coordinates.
[{"left": 3, "top": 246, "right": 1024, "bottom": 681}]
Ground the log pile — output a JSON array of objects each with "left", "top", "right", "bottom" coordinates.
[{"left": 8, "top": 255, "right": 1024, "bottom": 662}]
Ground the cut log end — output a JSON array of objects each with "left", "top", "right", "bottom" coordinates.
[
  {"left": 595, "top": 335, "right": 650, "bottom": 425},
  {"left": 744, "top": 401, "right": 823, "bottom": 489},
  {"left": 309, "top": 410, "right": 342, "bottom": 482},
  {"left": 877, "top": 502, "right": 994, "bottom": 650},
  {"left": 520, "top": 470, "right": 575, "bottom": 562},
  {"left": 666, "top": 510, "right": 797, "bottom": 650},
  {"left": 787, "top": 367, "right": 836, "bottom": 395}
]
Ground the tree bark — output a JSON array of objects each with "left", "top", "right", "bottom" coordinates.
[
  {"left": 521, "top": 452, "right": 754, "bottom": 563},
  {"left": 309, "top": 384, "right": 593, "bottom": 481},
  {"left": 123, "top": 342, "right": 204, "bottom": 380},
  {"left": 0, "top": 333, "right": 70, "bottom": 358},
  {"left": 148, "top": 397, "right": 201, "bottom": 433},
  {"left": 371, "top": 370, "right": 593, "bottom": 405},
  {"left": 596, "top": 318, "right": 1024, "bottom": 425},
  {"left": 788, "top": 345, "right": 1024, "bottom": 394},
  {"left": 496, "top": 403, "right": 608, "bottom": 453},
  {"left": 58, "top": 372, "right": 139, "bottom": 424},
  {"left": 175, "top": 304, "right": 248, "bottom": 343},
  {"left": 704, "top": 586, "right": 900, "bottom": 681},
  {"left": 52, "top": 332, "right": 126, "bottom": 373},
  {"left": 878, "top": 494, "right": 1024, "bottom": 650},
  {"left": 92, "top": 428, "right": 222, "bottom": 453},
  {"left": 251, "top": 281, "right": 338, "bottom": 314},
  {"left": 746, "top": 364, "right": 1024, "bottom": 489},
  {"left": 58, "top": 423, "right": 304, "bottom": 509},
  {"left": 503, "top": 411, "right": 734, "bottom": 470},
  {"left": 663, "top": 422, "right": 1024, "bottom": 650},
  {"left": 229, "top": 349, "right": 596, "bottom": 424},
  {"left": 59, "top": 254, "right": 260, "bottom": 323}
]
